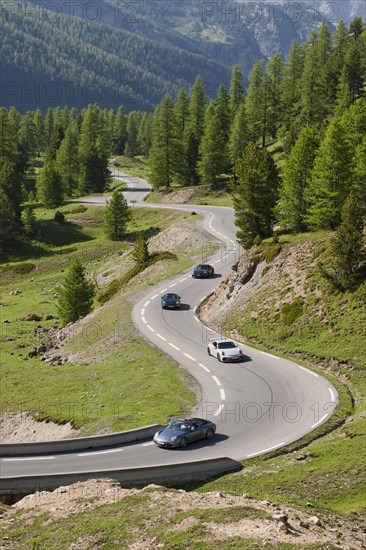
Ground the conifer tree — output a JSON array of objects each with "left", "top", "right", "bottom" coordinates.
[
  {"left": 113, "top": 106, "right": 127, "bottom": 155},
  {"left": 56, "top": 121, "right": 79, "bottom": 196},
  {"left": 277, "top": 126, "right": 320, "bottom": 232},
  {"left": 125, "top": 112, "right": 140, "bottom": 157},
  {"left": 306, "top": 118, "right": 355, "bottom": 229},
  {"left": 133, "top": 231, "right": 149, "bottom": 265},
  {"left": 36, "top": 160, "right": 64, "bottom": 207},
  {"left": 229, "top": 102, "right": 249, "bottom": 166},
  {"left": 45, "top": 122, "right": 65, "bottom": 161},
  {"left": 137, "top": 113, "right": 152, "bottom": 157},
  {"left": 104, "top": 189, "right": 131, "bottom": 241},
  {"left": 198, "top": 102, "right": 228, "bottom": 189},
  {"left": 185, "top": 76, "right": 207, "bottom": 184},
  {"left": 0, "top": 160, "right": 24, "bottom": 220},
  {"left": 233, "top": 144, "right": 279, "bottom": 247},
  {"left": 246, "top": 60, "right": 269, "bottom": 147},
  {"left": 266, "top": 53, "right": 284, "bottom": 138},
  {"left": 329, "top": 193, "right": 365, "bottom": 284},
  {"left": 57, "top": 259, "right": 95, "bottom": 324},
  {"left": 229, "top": 65, "right": 244, "bottom": 120},
  {"left": 0, "top": 189, "right": 19, "bottom": 255},
  {"left": 21, "top": 205, "right": 37, "bottom": 237}
]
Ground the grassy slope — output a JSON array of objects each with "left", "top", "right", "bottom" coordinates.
[{"left": 1, "top": 203, "right": 201, "bottom": 433}]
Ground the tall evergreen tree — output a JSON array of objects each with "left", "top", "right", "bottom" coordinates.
[
  {"left": 57, "top": 259, "right": 95, "bottom": 324},
  {"left": 125, "top": 112, "right": 140, "bottom": 157},
  {"left": 0, "top": 160, "right": 24, "bottom": 220},
  {"left": 306, "top": 118, "right": 355, "bottom": 229},
  {"left": 280, "top": 40, "right": 305, "bottom": 146},
  {"left": 229, "top": 65, "right": 244, "bottom": 120},
  {"left": 229, "top": 102, "right": 249, "bottom": 167},
  {"left": 21, "top": 205, "right": 37, "bottom": 237},
  {"left": 149, "top": 94, "right": 183, "bottom": 189},
  {"left": 185, "top": 76, "right": 207, "bottom": 184},
  {"left": 329, "top": 192, "right": 365, "bottom": 284},
  {"left": 56, "top": 121, "right": 79, "bottom": 196},
  {"left": 36, "top": 160, "right": 64, "bottom": 207},
  {"left": 45, "top": 122, "right": 65, "bottom": 161},
  {"left": 266, "top": 53, "right": 284, "bottom": 138},
  {"left": 276, "top": 126, "right": 320, "bottom": 232},
  {"left": 104, "top": 189, "right": 131, "bottom": 241},
  {"left": 198, "top": 102, "right": 228, "bottom": 189},
  {"left": 133, "top": 231, "right": 150, "bottom": 265},
  {"left": 113, "top": 106, "right": 127, "bottom": 155},
  {"left": 0, "top": 188, "right": 19, "bottom": 255},
  {"left": 246, "top": 60, "right": 269, "bottom": 147},
  {"left": 233, "top": 144, "right": 279, "bottom": 247}
]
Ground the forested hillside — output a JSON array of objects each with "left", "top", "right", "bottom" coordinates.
[{"left": 1, "top": 0, "right": 338, "bottom": 112}]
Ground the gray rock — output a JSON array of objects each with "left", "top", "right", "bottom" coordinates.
[
  {"left": 309, "top": 515, "right": 321, "bottom": 526},
  {"left": 25, "top": 313, "right": 42, "bottom": 322},
  {"left": 28, "top": 348, "right": 38, "bottom": 357}
]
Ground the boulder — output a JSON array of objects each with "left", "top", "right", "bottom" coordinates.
[{"left": 25, "top": 313, "right": 42, "bottom": 322}]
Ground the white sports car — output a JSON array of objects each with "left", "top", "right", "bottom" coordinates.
[{"left": 207, "top": 338, "right": 244, "bottom": 362}]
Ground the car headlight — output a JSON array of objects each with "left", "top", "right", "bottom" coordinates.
[
  {"left": 171, "top": 436, "right": 177, "bottom": 442},
  {"left": 221, "top": 352, "right": 225, "bottom": 356}
]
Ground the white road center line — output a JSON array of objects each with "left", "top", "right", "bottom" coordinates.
[
  {"left": 247, "top": 442, "right": 285, "bottom": 457},
  {"left": 146, "top": 325, "right": 155, "bottom": 332},
  {"left": 213, "top": 403, "right": 224, "bottom": 417},
  {"left": 141, "top": 316, "right": 147, "bottom": 324},
  {"left": 141, "top": 308, "right": 145, "bottom": 315},
  {"left": 159, "top": 288, "right": 168, "bottom": 294},
  {"left": 143, "top": 301, "right": 150, "bottom": 307},
  {"left": 212, "top": 375, "right": 221, "bottom": 386},
  {"left": 169, "top": 343, "right": 180, "bottom": 351},
  {"left": 328, "top": 387, "right": 336, "bottom": 401},
  {"left": 311, "top": 414, "right": 329, "bottom": 429},
  {"left": 299, "top": 366, "right": 319, "bottom": 377},
  {"left": 156, "top": 333, "right": 167, "bottom": 341},
  {"left": 220, "top": 388, "right": 226, "bottom": 400},
  {"left": 150, "top": 294, "right": 158, "bottom": 300},
  {"left": 2, "top": 456, "right": 55, "bottom": 461},
  {"left": 179, "top": 277, "right": 187, "bottom": 282},
  {"left": 198, "top": 363, "right": 211, "bottom": 373},
  {"left": 169, "top": 283, "right": 177, "bottom": 288},
  {"left": 183, "top": 353, "right": 196, "bottom": 361},
  {"left": 141, "top": 442, "right": 154, "bottom": 447},
  {"left": 77, "top": 449, "right": 124, "bottom": 457}
]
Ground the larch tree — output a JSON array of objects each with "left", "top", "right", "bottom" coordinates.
[
  {"left": 104, "top": 189, "right": 131, "bottom": 241},
  {"left": 57, "top": 259, "right": 95, "bottom": 325},
  {"left": 36, "top": 160, "right": 64, "bottom": 208}
]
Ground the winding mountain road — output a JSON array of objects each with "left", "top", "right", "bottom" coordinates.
[{"left": 0, "top": 170, "right": 338, "bottom": 480}]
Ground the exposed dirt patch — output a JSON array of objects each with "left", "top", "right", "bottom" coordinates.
[
  {"left": 1, "top": 479, "right": 363, "bottom": 549},
  {"left": 148, "top": 187, "right": 201, "bottom": 204},
  {"left": 0, "top": 412, "right": 81, "bottom": 443}
]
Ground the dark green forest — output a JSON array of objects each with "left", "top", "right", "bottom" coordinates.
[
  {"left": 1, "top": 19, "right": 365, "bottom": 270},
  {"left": 1, "top": 0, "right": 334, "bottom": 112}
]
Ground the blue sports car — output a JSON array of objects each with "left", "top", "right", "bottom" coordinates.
[
  {"left": 161, "top": 293, "right": 181, "bottom": 309},
  {"left": 153, "top": 418, "right": 216, "bottom": 448}
]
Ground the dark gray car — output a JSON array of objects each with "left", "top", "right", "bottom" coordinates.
[
  {"left": 153, "top": 418, "right": 216, "bottom": 448},
  {"left": 192, "top": 264, "right": 214, "bottom": 278},
  {"left": 161, "top": 293, "right": 181, "bottom": 309}
]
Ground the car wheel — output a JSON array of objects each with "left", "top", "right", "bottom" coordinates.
[
  {"left": 206, "top": 428, "right": 214, "bottom": 439},
  {"left": 207, "top": 347, "right": 211, "bottom": 356},
  {"left": 217, "top": 353, "right": 222, "bottom": 362},
  {"left": 179, "top": 437, "right": 188, "bottom": 448}
]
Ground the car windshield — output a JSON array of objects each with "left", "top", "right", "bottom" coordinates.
[
  {"left": 164, "top": 294, "right": 178, "bottom": 299},
  {"left": 196, "top": 265, "right": 209, "bottom": 270},
  {"left": 217, "top": 341, "right": 237, "bottom": 349},
  {"left": 169, "top": 419, "right": 191, "bottom": 431}
]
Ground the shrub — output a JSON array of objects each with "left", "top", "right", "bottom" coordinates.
[
  {"left": 264, "top": 244, "right": 282, "bottom": 263},
  {"left": 280, "top": 298, "right": 304, "bottom": 326},
  {"left": 70, "top": 205, "right": 87, "bottom": 214},
  {"left": 54, "top": 211, "right": 65, "bottom": 224},
  {"left": 0, "top": 262, "right": 36, "bottom": 275}
]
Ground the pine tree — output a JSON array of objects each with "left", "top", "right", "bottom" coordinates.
[
  {"left": 137, "top": 113, "right": 152, "bottom": 157},
  {"left": 306, "top": 118, "right": 356, "bottom": 229},
  {"left": 36, "top": 160, "right": 64, "bottom": 207},
  {"left": 233, "top": 144, "right": 279, "bottom": 247},
  {"left": 21, "top": 205, "right": 37, "bottom": 237},
  {"left": 229, "top": 65, "right": 244, "bottom": 120},
  {"left": 125, "top": 112, "right": 141, "bottom": 157},
  {"left": 0, "top": 160, "right": 24, "bottom": 220},
  {"left": 266, "top": 53, "right": 284, "bottom": 138},
  {"left": 0, "top": 188, "right": 19, "bottom": 255},
  {"left": 279, "top": 40, "right": 305, "bottom": 144},
  {"left": 149, "top": 95, "right": 183, "bottom": 189},
  {"left": 198, "top": 102, "right": 228, "bottom": 189},
  {"left": 133, "top": 231, "right": 149, "bottom": 265},
  {"left": 277, "top": 126, "right": 320, "bottom": 232},
  {"left": 246, "top": 60, "right": 269, "bottom": 147},
  {"left": 229, "top": 102, "right": 249, "bottom": 166},
  {"left": 78, "top": 104, "right": 110, "bottom": 194},
  {"left": 104, "top": 189, "right": 131, "bottom": 241},
  {"left": 56, "top": 121, "right": 79, "bottom": 196},
  {"left": 113, "top": 106, "right": 128, "bottom": 155},
  {"left": 57, "top": 259, "right": 95, "bottom": 324},
  {"left": 45, "top": 122, "right": 65, "bottom": 161},
  {"left": 185, "top": 76, "right": 207, "bottom": 184},
  {"left": 329, "top": 193, "right": 365, "bottom": 285}
]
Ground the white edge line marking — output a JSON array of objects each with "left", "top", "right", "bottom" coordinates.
[
  {"left": 150, "top": 294, "right": 158, "bottom": 300},
  {"left": 247, "top": 442, "right": 285, "bottom": 457},
  {"left": 220, "top": 388, "right": 226, "bottom": 400},
  {"left": 212, "top": 375, "right": 221, "bottom": 386},
  {"left": 299, "top": 366, "right": 318, "bottom": 377},
  {"left": 213, "top": 403, "right": 224, "bottom": 417},
  {"left": 169, "top": 343, "right": 180, "bottom": 351},
  {"left": 261, "top": 351, "right": 280, "bottom": 360},
  {"left": 78, "top": 449, "right": 124, "bottom": 457},
  {"left": 198, "top": 363, "right": 210, "bottom": 372},
  {"left": 146, "top": 325, "right": 155, "bottom": 332},
  {"left": 195, "top": 316, "right": 200, "bottom": 323},
  {"left": 141, "top": 308, "right": 145, "bottom": 315},
  {"left": 311, "top": 414, "right": 329, "bottom": 429},
  {"left": 141, "top": 316, "right": 147, "bottom": 324},
  {"left": 200, "top": 296, "right": 207, "bottom": 302},
  {"left": 179, "top": 277, "right": 187, "bottom": 282},
  {"left": 328, "top": 387, "right": 335, "bottom": 401},
  {"left": 3, "top": 456, "right": 55, "bottom": 461},
  {"left": 141, "top": 442, "right": 154, "bottom": 446},
  {"left": 206, "top": 327, "right": 215, "bottom": 333},
  {"left": 143, "top": 301, "right": 150, "bottom": 307},
  {"left": 156, "top": 333, "right": 167, "bottom": 341},
  {"left": 183, "top": 353, "right": 196, "bottom": 361}
]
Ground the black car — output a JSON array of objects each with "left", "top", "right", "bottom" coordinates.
[
  {"left": 192, "top": 264, "right": 215, "bottom": 278},
  {"left": 161, "top": 293, "right": 181, "bottom": 309},
  {"left": 153, "top": 418, "right": 216, "bottom": 448}
]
